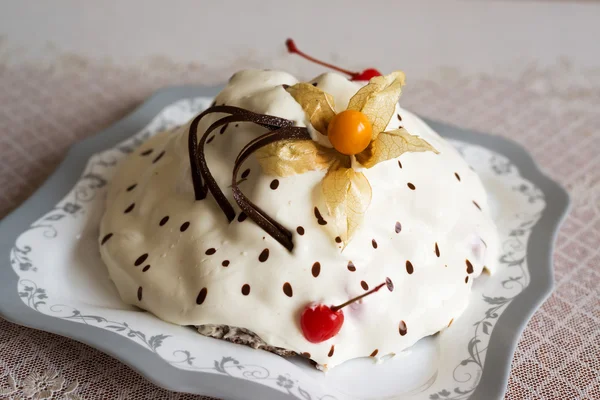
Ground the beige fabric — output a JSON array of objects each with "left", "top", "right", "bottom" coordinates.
[{"left": 0, "top": 62, "right": 598, "bottom": 399}]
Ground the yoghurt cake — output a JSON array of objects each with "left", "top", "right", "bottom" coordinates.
[{"left": 99, "top": 60, "right": 499, "bottom": 370}]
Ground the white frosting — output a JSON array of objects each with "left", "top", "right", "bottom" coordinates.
[{"left": 99, "top": 70, "right": 499, "bottom": 369}]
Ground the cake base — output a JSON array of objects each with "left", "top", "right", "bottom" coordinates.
[{"left": 197, "top": 325, "right": 298, "bottom": 358}]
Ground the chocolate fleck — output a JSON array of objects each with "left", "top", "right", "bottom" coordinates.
[
  {"left": 302, "top": 352, "right": 311, "bottom": 358},
  {"left": 219, "top": 124, "right": 229, "bottom": 135},
  {"left": 397, "top": 114, "right": 402, "bottom": 121},
  {"left": 152, "top": 150, "right": 165, "bottom": 163},
  {"left": 473, "top": 201, "right": 482, "bottom": 210},
  {"left": 270, "top": 179, "right": 279, "bottom": 190},
  {"left": 372, "top": 239, "right": 378, "bottom": 249},
  {"left": 328, "top": 345, "right": 335, "bottom": 357},
  {"left": 283, "top": 282, "right": 293, "bottom": 297},
  {"left": 159, "top": 216, "right": 169, "bottom": 226},
  {"left": 406, "top": 260, "right": 414, "bottom": 274},
  {"left": 386, "top": 277, "right": 394, "bottom": 291},
  {"left": 455, "top": 172, "right": 461, "bottom": 181},
  {"left": 126, "top": 183, "right": 137, "bottom": 192},
  {"left": 142, "top": 265, "right": 151, "bottom": 272},
  {"left": 398, "top": 160, "right": 403, "bottom": 169},
  {"left": 296, "top": 226, "right": 305, "bottom": 235},
  {"left": 395, "top": 221, "right": 402, "bottom": 233},
  {"left": 134, "top": 254, "right": 148, "bottom": 266},
  {"left": 399, "top": 320, "right": 408, "bottom": 336},
  {"left": 361, "top": 281, "right": 369, "bottom": 290},
  {"left": 312, "top": 82, "right": 318, "bottom": 87},
  {"left": 206, "top": 135, "right": 215, "bottom": 144},
  {"left": 311, "top": 262, "right": 321, "bottom": 277},
  {"left": 241, "top": 168, "right": 251, "bottom": 179},
  {"left": 205, "top": 248, "right": 216, "bottom": 255},
  {"left": 235, "top": 124, "right": 239, "bottom": 128},
  {"left": 124, "top": 203, "right": 135, "bottom": 214},
  {"left": 259, "top": 248, "right": 269, "bottom": 262},
  {"left": 196, "top": 287, "right": 208, "bottom": 305},
  {"left": 335, "top": 236, "right": 342, "bottom": 243},
  {"left": 222, "top": 260, "right": 230, "bottom": 267},
  {"left": 238, "top": 212, "right": 247, "bottom": 222},
  {"left": 137, "top": 286, "right": 143, "bottom": 301},
  {"left": 180, "top": 222, "right": 190, "bottom": 232},
  {"left": 465, "top": 276, "right": 469, "bottom": 284},
  {"left": 140, "top": 149, "right": 153, "bottom": 156},
  {"left": 435, "top": 243, "right": 440, "bottom": 257},
  {"left": 101, "top": 233, "right": 113, "bottom": 245},
  {"left": 347, "top": 261, "right": 356, "bottom": 272},
  {"left": 241, "top": 284, "right": 251, "bottom": 295},
  {"left": 466, "top": 259, "right": 474, "bottom": 274},
  {"left": 370, "top": 349, "right": 379, "bottom": 357},
  {"left": 314, "top": 207, "right": 327, "bottom": 225},
  {"left": 407, "top": 182, "right": 416, "bottom": 190}
]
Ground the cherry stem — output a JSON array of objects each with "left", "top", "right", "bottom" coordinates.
[
  {"left": 286, "top": 38, "right": 357, "bottom": 78},
  {"left": 331, "top": 282, "right": 386, "bottom": 312}
]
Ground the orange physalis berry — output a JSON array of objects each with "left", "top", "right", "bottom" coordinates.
[{"left": 327, "top": 110, "right": 372, "bottom": 155}]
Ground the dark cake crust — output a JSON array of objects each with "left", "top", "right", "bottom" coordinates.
[{"left": 197, "top": 324, "right": 298, "bottom": 357}]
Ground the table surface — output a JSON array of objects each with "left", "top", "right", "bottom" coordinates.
[{"left": 0, "top": 1, "right": 599, "bottom": 399}]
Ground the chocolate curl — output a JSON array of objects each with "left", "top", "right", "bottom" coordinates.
[
  {"left": 234, "top": 130, "right": 295, "bottom": 239},
  {"left": 188, "top": 113, "right": 208, "bottom": 200},
  {"left": 188, "top": 105, "right": 292, "bottom": 218},
  {"left": 198, "top": 114, "right": 263, "bottom": 221},
  {"left": 232, "top": 126, "right": 311, "bottom": 251}
]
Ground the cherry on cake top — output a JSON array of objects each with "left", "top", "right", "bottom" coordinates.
[{"left": 286, "top": 38, "right": 382, "bottom": 81}]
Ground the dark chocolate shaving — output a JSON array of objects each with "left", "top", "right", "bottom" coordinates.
[
  {"left": 200, "top": 114, "right": 290, "bottom": 221},
  {"left": 232, "top": 126, "right": 311, "bottom": 251},
  {"left": 188, "top": 105, "right": 309, "bottom": 251},
  {"left": 189, "top": 105, "right": 293, "bottom": 222},
  {"left": 188, "top": 113, "right": 208, "bottom": 200}
]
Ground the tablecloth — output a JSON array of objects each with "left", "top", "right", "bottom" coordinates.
[{"left": 0, "top": 60, "right": 598, "bottom": 399}]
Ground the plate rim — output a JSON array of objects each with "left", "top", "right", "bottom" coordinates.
[
  {"left": 0, "top": 85, "right": 570, "bottom": 400},
  {"left": 424, "top": 120, "right": 570, "bottom": 400}
]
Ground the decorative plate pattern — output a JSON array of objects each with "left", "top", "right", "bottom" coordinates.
[{"left": 0, "top": 89, "right": 569, "bottom": 400}]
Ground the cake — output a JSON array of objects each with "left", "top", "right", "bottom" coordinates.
[{"left": 99, "top": 42, "right": 499, "bottom": 370}]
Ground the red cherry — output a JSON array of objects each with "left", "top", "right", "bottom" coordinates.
[
  {"left": 286, "top": 38, "right": 382, "bottom": 82},
  {"left": 299, "top": 278, "right": 393, "bottom": 343},
  {"left": 300, "top": 304, "right": 344, "bottom": 343},
  {"left": 351, "top": 68, "right": 383, "bottom": 81}
]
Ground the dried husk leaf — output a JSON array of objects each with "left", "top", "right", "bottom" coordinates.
[
  {"left": 356, "top": 128, "right": 438, "bottom": 168},
  {"left": 322, "top": 163, "right": 372, "bottom": 246},
  {"left": 286, "top": 83, "right": 336, "bottom": 135},
  {"left": 255, "top": 139, "right": 342, "bottom": 177},
  {"left": 347, "top": 71, "right": 406, "bottom": 139}
]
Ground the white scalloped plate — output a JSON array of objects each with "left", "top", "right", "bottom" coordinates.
[{"left": 0, "top": 87, "right": 569, "bottom": 400}]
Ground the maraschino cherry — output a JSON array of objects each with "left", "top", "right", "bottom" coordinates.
[
  {"left": 300, "top": 278, "right": 393, "bottom": 343},
  {"left": 285, "top": 38, "right": 382, "bottom": 81}
]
